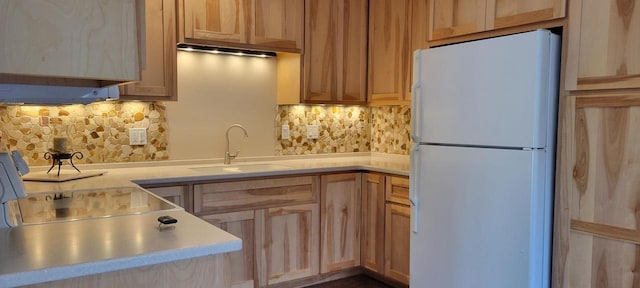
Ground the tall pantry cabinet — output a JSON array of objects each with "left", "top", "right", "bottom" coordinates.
[{"left": 555, "top": 0, "right": 640, "bottom": 287}]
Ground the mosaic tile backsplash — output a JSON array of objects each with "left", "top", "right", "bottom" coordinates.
[
  {"left": 0, "top": 102, "right": 168, "bottom": 165},
  {"left": 0, "top": 102, "right": 410, "bottom": 166},
  {"left": 275, "top": 106, "right": 371, "bottom": 154},
  {"left": 370, "top": 106, "right": 412, "bottom": 155},
  {"left": 275, "top": 105, "right": 412, "bottom": 156}
]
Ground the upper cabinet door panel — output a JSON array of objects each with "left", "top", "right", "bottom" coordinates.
[
  {"left": 486, "top": 0, "right": 566, "bottom": 30},
  {"left": 368, "top": 0, "right": 410, "bottom": 103},
  {"left": 0, "top": 0, "right": 139, "bottom": 84},
  {"left": 337, "top": 0, "right": 368, "bottom": 102},
  {"left": 573, "top": 0, "right": 640, "bottom": 90},
  {"left": 183, "top": 0, "right": 250, "bottom": 43},
  {"left": 251, "top": 0, "right": 304, "bottom": 52},
  {"left": 429, "top": 0, "right": 486, "bottom": 41},
  {"left": 121, "top": 0, "right": 177, "bottom": 100},
  {"left": 304, "top": 0, "right": 337, "bottom": 102}
]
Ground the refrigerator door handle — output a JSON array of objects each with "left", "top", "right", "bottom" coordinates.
[
  {"left": 411, "top": 50, "right": 423, "bottom": 143},
  {"left": 410, "top": 145, "right": 420, "bottom": 233}
]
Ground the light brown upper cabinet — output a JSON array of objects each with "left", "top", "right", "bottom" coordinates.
[
  {"left": 367, "top": 0, "right": 412, "bottom": 105},
  {"left": 565, "top": 0, "right": 640, "bottom": 91},
  {"left": 178, "top": 0, "right": 304, "bottom": 52},
  {"left": 121, "top": 0, "right": 178, "bottom": 101},
  {"left": 429, "top": 0, "right": 566, "bottom": 41},
  {"left": 0, "top": 0, "right": 140, "bottom": 87},
  {"left": 303, "top": 0, "right": 368, "bottom": 104},
  {"left": 252, "top": 0, "right": 304, "bottom": 51}
]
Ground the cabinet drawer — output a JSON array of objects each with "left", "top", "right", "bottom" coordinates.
[
  {"left": 386, "top": 176, "right": 410, "bottom": 205},
  {"left": 194, "top": 176, "right": 319, "bottom": 214}
]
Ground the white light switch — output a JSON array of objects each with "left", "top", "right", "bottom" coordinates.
[
  {"left": 306, "top": 125, "right": 319, "bottom": 139},
  {"left": 281, "top": 124, "right": 290, "bottom": 140},
  {"left": 129, "top": 128, "right": 147, "bottom": 145}
]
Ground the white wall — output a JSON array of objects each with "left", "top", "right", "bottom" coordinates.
[{"left": 164, "top": 51, "right": 277, "bottom": 160}]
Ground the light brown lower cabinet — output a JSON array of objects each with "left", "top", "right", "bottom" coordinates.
[
  {"left": 320, "top": 173, "right": 362, "bottom": 273},
  {"left": 201, "top": 211, "right": 256, "bottom": 288},
  {"left": 256, "top": 203, "right": 320, "bottom": 286},
  {"left": 384, "top": 176, "right": 411, "bottom": 285},
  {"left": 361, "top": 173, "right": 386, "bottom": 273},
  {"left": 384, "top": 203, "right": 411, "bottom": 284},
  {"left": 361, "top": 174, "right": 411, "bottom": 285}
]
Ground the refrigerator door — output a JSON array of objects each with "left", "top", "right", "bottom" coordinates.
[
  {"left": 410, "top": 145, "right": 551, "bottom": 288},
  {"left": 411, "top": 30, "right": 559, "bottom": 149}
]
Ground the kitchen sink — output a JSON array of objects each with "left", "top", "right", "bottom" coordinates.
[{"left": 189, "top": 163, "right": 291, "bottom": 174}]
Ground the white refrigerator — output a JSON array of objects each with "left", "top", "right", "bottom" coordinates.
[{"left": 409, "top": 30, "right": 560, "bottom": 288}]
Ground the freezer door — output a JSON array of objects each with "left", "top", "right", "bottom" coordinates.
[
  {"left": 412, "top": 30, "right": 559, "bottom": 149},
  {"left": 410, "top": 145, "right": 550, "bottom": 288}
]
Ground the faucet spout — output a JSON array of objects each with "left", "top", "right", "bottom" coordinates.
[{"left": 225, "top": 124, "right": 249, "bottom": 165}]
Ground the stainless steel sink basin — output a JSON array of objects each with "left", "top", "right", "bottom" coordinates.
[{"left": 190, "top": 163, "right": 291, "bottom": 174}]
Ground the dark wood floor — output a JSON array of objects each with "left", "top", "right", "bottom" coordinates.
[{"left": 305, "top": 275, "right": 393, "bottom": 288}]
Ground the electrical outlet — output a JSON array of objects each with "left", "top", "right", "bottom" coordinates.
[
  {"left": 306, "top": 125, "right": 319, "bottom": 139},
  {"left": 281, "top": 124, "right": 290, "bottom": 140},
  {"left": 129, "top": 128, "right": 147, "bottom": 145}
]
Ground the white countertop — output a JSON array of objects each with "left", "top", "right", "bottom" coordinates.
[{"left": 1, "top": 152, "right": 409, "bottom": 287}]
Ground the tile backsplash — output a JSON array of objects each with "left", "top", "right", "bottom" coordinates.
[
  {"left": 0, "top": 101, "right": 410, "bottom": 166},
  {"left": 370, "top": 106, "right": 412, "bottom": 155},
  {"left": 275, "top": 105, "right": 411, "bottom": 156},
  {"left": 0, "top": 102, "right": 168, "bottom": 165},
  {"left": 275, "top": 105, "right": 371, "bottom": 154}
]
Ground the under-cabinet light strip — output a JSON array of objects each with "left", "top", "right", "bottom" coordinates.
[{"left": 177, "top": 44, "right": 276, "bottom": 58}]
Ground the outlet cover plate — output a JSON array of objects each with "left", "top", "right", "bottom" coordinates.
[
  {"left": 281, "top": 124, "right": 290, "bottom": 140},
  {"left": 306, "top": 125, "right": 319, "bottom": 139},
  {"left": 129, "top": 128, "right": 147, "bottom": 145}
]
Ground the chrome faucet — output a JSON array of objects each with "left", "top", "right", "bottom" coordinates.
[{"left": 224, "top": 124, "right": 249, "bottom": 164}]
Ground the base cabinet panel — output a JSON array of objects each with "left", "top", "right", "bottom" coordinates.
[
  {"left": 320, "top": 173, "right": 362, "bottom": 273},
  {"left": 361, "top": 173, "right": 386, "bottom": 273},
  {"left": 257, "top": 203, "right": 320, "bottom": 286},
  {"left": 202, "top": 211, "right": 256, "bottom": 288},
  {"left": 384, "top": 203, "right": 411, "bottom": 285}
]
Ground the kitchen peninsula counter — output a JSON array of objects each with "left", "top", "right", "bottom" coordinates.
[{"left": 1, "top": 153, "right": 408, "bottom": 287}]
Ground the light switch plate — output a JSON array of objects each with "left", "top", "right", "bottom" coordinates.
[
  {"left": 306, "top": 125, "right": 319, "bottom": 139},
  {"left": 129, "top": 128, "right": 147, "bottom": 145},
  {"left": 281, "top": 124, "right": 290, "bottom": 140}
]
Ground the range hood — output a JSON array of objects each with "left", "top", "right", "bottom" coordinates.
[{"left": 0, "top": 84, "right": 119, "bottom": 105}]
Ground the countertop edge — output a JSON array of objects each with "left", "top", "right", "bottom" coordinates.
[{"left": 1, "top": 232, "right": 242, "bottom": 288}]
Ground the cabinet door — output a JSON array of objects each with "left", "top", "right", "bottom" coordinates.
[
  {"left": 144, "top": 185, "right": 192, "bottom": 213},
  {"left": 361, "top": 173, "right": 385, "bottom": 274},
  {"left": 181, "top": 0, "right": 250, "bottom": 44},
  {"left": 303, "top": 0, "right": 337, "bottom": 102},
  {"left": 121, "top": 0, "right": 177, "bottom": 101},
  {"left": 201, "top": 211, "right": 256, "bottom": 288},
  {"left": 384, "top": 203, "right": 411, "bottom": 285},
  {"left": 304, "top": 0, "right": 367, "bottom": 104},
  {"left": 256, "top": 203, "right": 320, "bottom": 286},
  {"left": 320, "top": 173, "right": 362, "bottom": 273},
  {"left": 337, "top": 0, "right": 368, "bottom": 103},
  {"left": 429, "top": 0, "right": 486, "bottom": 41},
  {"left": 566, "top": 0, "right": 640, "bottom": 90},
  {"left": 251, "top": 0, "right": 304, "bottom": 52},
  {"left": 368, "top": 0, "right": 411, "bottom": 104},
  {"left": 0, "top": 0, "right": 139, "bottom": 86},
  {"left": 486, "top": 0, "right": 566, "bottom": 30}
]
